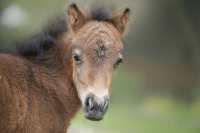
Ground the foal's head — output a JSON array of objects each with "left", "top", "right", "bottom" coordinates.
[{"left": 67, "top": 4, "right": 130, "bottom": 121}]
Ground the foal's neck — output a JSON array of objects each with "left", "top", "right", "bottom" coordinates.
[{"left": 37, "top": 33, "right": 81, "bottom": 122}]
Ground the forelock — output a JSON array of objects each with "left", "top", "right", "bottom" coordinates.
[{"left": 90, "top": 7, "right": 113, "bottom": 21}]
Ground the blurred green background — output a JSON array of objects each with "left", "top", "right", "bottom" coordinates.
[{"left": 0, "top": 0, "right": 200, "bottom": 133}]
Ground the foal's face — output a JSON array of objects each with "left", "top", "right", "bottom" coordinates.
[
  {"left": 72, "top": 22, "right": 123, "bottom": 120},
  {"left": 68, "top": 4, "right": 130, "bottom": 121}
]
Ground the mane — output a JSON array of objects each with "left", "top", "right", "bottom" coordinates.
[
  {"left": 90, "top": 7, "right": 113, "bottom": 21},
  {"left": 17, "top": 15, "right": 67, "bottom": 58},
  {"left": 17, "top": 6, "right": 113, "bottom": 59}
]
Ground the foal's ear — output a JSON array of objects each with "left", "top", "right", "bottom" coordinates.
[
  {"left": 110, "top": 8, "right": 130, "bottom": 35},
  {"left": 68, "top": 3, "right": 86, "bottom": 31}
]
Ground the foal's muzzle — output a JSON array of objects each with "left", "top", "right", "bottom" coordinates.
[{"left": 84, "top": 94, "right": 109, "bottom": 121}]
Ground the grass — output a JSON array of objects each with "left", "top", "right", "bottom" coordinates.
[{"left": 71, "top": 97, "right": 200, "bottom": 133}]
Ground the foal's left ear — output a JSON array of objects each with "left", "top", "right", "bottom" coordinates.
[
  {"left": 110, "top": 8, "right": 130, "bottom": 35},
  {"left": 68, "top": 3, "right": 86, "bottom": 31}
]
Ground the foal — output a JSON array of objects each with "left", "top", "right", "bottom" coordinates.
[{"left": 0, "top": 4, "right": 130, "bottom": 133}]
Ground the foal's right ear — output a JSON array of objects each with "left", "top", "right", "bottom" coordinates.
[{"left": 68, "top": 3, "right": 86, "bottom": 31}]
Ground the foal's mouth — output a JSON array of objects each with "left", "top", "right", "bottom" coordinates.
[{"left": 83, "top": 93, "right": 109, "bottom": 121}]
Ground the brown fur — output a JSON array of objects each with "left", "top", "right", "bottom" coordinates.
[
  {"left": 0, "top": 3, "right": 130, "bottom": 133},
  {"left": 0, "top": 51, "right": 80, "bottom": 133}
]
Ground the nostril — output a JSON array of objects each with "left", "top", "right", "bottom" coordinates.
[
  {"left": 102, "top": 98, "right": 109, "bottom": 112},
  {"left": 85, "top": 95, "right": 95, "bottom": 111}
]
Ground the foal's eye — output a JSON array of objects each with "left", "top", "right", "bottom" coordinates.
[
  {"left": 72, "top": 49, "right": 83, "bottom": 65},
  {"left": 114, "top": 57, "right": 123, "bottom": 69},
  {"left": 73, "top": 54, "right": 82, "bottom": 65}
]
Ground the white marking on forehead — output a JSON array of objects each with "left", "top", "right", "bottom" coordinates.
[{"left": 73, "top": 49, "right": 81, "bottom": 55}]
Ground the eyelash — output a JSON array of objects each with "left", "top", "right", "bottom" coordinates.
[{"left": 114, "top": 57, "right": 123, "bottom": 69}]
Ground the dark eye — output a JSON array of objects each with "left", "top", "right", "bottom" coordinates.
[
  {"left": 72, "top": 49, "right": 83, "bottom": 65},
  {"left": 73, "top": 54, "right": 82, "bottom": 65},
  {"left": 114, "top": 57, "right": 123, "bottom": 69}
]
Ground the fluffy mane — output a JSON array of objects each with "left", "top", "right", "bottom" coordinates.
[
  {"left": 17, "top": 15, "right": 67, "bottom": 58},
  {"left": 17, "top": 6, "right": 113, "bottom": 59}
]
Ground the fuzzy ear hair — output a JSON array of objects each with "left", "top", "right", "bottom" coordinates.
[
  {"left": 68, "top": 3, "right": 86, "bottom": 31},
  {"left": 110, "top": 8, "right": 130, "bottom": 35}
]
